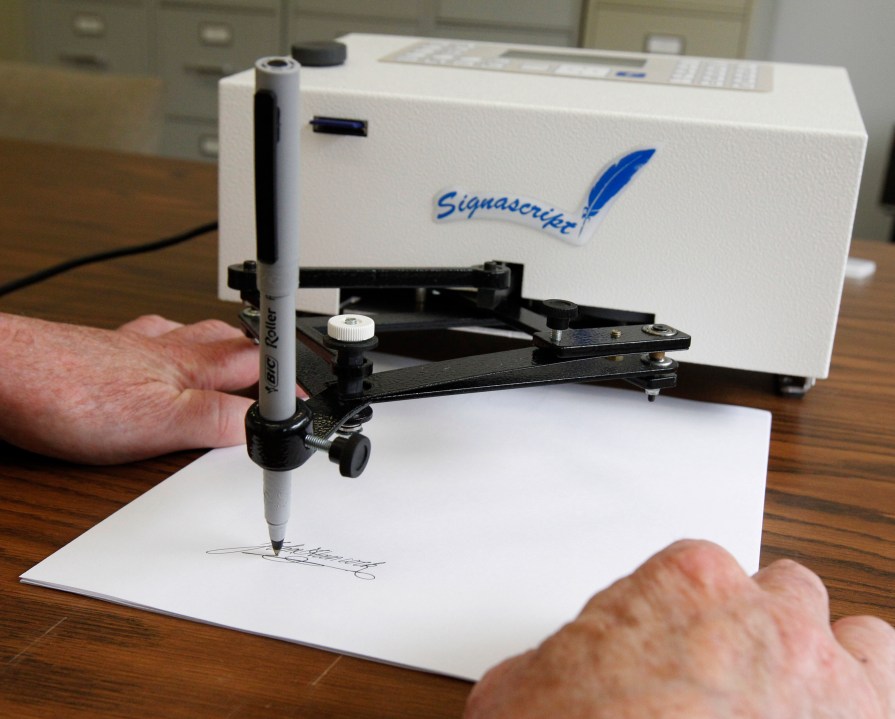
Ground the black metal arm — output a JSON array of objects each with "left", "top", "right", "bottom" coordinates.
[{"left": 229, "top": 260, "right": 691, "bottom": 478}]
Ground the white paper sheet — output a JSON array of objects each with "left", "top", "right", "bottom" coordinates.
[{"left": 22, "top": 370, "right": 770, "bottom": 681}]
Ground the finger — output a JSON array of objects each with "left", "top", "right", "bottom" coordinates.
[
  {"left": 465, "top": 651, "right": 535, "bottom": 719},
  {"left": 170, "top": 390, "right": 254, "bottom": 449},
  {"left": 165, "top": 319, "right": 247, "bottom": 345},
  {"left": 833, "top": 615, "right": 895, "bottom": 714},
  {"left": 182, "top": 336, "right": 259, "bottom": 392},
  {"left": 753, "top": 559, "right": 830, "bottom": 624},
  {"left": 118, "top": 314, "right": 183, "bottom": 337},
  {"left": 578, "top": 540, "right": 749, "bottom": 630},
  {"left": 639, "top": 540, "right": 748, "bottom": 601}
]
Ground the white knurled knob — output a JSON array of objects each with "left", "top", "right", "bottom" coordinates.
[{"left": 327, "top": 314, "right": 375, "bottom": 342}]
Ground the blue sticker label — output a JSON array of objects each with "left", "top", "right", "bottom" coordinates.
[{"left": 433, "top": 148, "right": 656, "bottom": 246}]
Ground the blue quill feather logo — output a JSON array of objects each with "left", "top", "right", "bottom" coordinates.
[
  {"left": 579, "top": 149, "right": 655, "bottom": 239},
  {"left": 433, "top": 147, "right": 657, "bottom": 246}
]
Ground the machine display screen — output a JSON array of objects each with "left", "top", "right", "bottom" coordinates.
[{"left": 501, "top": 49, "right": 647, "bottom": 68}]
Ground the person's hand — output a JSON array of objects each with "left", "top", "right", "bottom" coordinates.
[
  {"left": 465, "top": 540, "right": 895, "bottom": 719},
  {"left": 0, "top": 313, "right": 259, "bottom": 464}
]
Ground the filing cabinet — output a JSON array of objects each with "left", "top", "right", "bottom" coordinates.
[
  {"left": 29, "top": 0, "right": 772, "bottom": 159},
  {"left": 29, "top": 0, "right": 152, "bottom": 73},
  {"left": 157, "top": 1, "right": 281, "bottom": 120},
  {"left": 26, "top": 0, "right": 776, "bottom": 160},
  {"left": 156, "top": 0, "right": 282, "bottom": 160},
  {"left": 581, "top": 0, "right": 774, "bottom": 59}
]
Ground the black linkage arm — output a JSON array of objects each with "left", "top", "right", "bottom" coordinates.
[{"left": 228, "top": 260, "right": 691, "bottom": 477}]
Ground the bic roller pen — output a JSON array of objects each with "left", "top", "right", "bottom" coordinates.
[{"left": 254, "top": 57, "right": 301, "bottom": 555}]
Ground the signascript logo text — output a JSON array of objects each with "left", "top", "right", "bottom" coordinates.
[{"left": 433, "top": 148, "right": 655, "bottom": 246}]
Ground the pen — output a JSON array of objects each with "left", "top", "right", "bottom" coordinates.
[{"left": 254, "top": 56, "right": 301, "bottom": 554}]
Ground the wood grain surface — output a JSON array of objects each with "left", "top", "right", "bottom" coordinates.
[{"left": 0, "top": 139, "right": 892, "bottom": 718}]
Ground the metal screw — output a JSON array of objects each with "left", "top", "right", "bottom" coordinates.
[
  {"left": 542, "top": 299, "right": 578, "bottom": 344},
  {"left": 607, "top": 328, "right": 623, "bottom": 360},
  {"left": 642, "top": 323, "right": 678, "bottom": 337},
  {"left": 642, "top": 352, "right": 674, "bottom": 369},
  {"left": 304, "top": 431, "right": 372, "bottom": 478},
  {"left": 337, "top": 406, "right": 373, "bottom": 436},
  {"left": 304, "top": 434, "right": 332, "bottom": 452},
  {"left": 343, "top": 317, "right": 360, "bottom": 325}
]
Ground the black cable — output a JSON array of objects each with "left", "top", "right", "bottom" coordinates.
[{"left": 0, "top": 220, "right": 219, "bottom": 298}]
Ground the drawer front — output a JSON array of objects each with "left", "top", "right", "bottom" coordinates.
[
  {"left": 157, "top": 2, "right": 281, "bottom": 120},
  {"left": 287, "top": 15, "right": 419, "bottom": 45},
  {"left": 592, "top": 0, "right": 748, "bottom": 13},
  {"left": 289, "top": 0, "right": 422, "bottom": 20},
  {"left": 437, "top": 0, "right": 581, "bottom": 30},
  {"left": 586, "top": 7, "right": 744, "bottom": 57},
  {"left": 160, "top": 117, "right": 219, "bottom": 162},
  {"left": 31, "top": 0, "right": 151, "bottom": 73}
]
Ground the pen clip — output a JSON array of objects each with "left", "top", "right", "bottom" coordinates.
[{"left": 254, "top": 88, "right": 278, "bottom": 264}]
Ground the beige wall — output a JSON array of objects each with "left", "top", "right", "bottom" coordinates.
[{"left": 0, "top": 0, "right": 28, "bottom": 61}]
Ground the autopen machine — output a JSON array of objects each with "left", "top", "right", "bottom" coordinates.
[
  {"left": 233, "top": 52, "right": 691, "bottom": 550},
  {"left": 221, "top": 36, "right": 866, "bottom": 398}
]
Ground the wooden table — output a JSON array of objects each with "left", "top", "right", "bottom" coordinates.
[{"left": 1, "top": 139, "right": 892, "bottom": 718}]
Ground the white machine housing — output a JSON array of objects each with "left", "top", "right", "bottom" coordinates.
[{"left": 219, "top": 34, "right": 866, "bottom": 381}]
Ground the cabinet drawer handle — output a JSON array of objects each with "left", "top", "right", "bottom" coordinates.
[
  {"left": 72, "top": 12, "right": 106, "bottom": 37},
  {"left": 183, "top": 62, "right": 232, "bottom": 77},
  {"left": 59, "top": 52, "right": 108, "bottom": 69},
  {"left": 198, "top": 134, "right": 219, "bottom": 158}
]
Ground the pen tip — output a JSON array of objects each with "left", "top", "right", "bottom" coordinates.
[{"left": 271, "top": 539, "right": 284, "bottom": 556}]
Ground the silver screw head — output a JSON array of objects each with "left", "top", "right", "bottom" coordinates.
[{"left": 642, "top": 323, "right": 678, "bottom": 337}]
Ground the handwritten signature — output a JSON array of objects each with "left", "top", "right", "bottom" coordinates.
[{"left": 206, "top": 543, "right": 385, "bottom": 580}]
